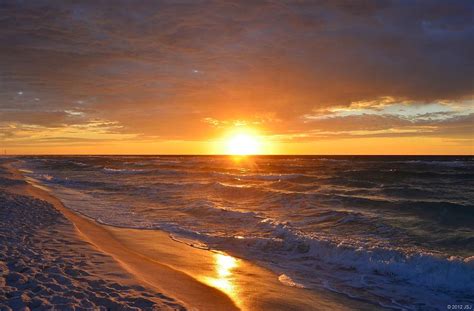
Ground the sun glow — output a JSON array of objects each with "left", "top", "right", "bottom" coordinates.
[
  {"left": 225, "top": 133, "right": 261, "bottom": 155},
  {"left": 203, "top": 253, "right": 239, "bottom": 303}
]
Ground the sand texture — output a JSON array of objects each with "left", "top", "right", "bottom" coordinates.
[{"left": 0, "top": 166, "right": 186, "bottom": 310}]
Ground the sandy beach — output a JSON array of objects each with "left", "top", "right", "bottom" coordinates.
[
  {"left": 0, "top": 161, "right": 188, "bottom": 310},
  {"left": 0, "top": 159, "right": 383, "bottom": 310}
]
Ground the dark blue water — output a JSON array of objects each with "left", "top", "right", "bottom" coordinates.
[{"left": 17, "top": 156, "right": 474, "bottom": 310}]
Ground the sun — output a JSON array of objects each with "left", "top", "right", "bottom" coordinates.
[{"left": 225, "top": 133, "right": 261, "bottom": 155}]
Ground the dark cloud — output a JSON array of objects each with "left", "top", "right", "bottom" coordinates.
[{"left": 0, "top": 0, "right": 472, "bottom": 142}]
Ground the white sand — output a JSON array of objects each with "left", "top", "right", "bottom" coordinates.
[{"left": 0, "top": 164, "right": 185, "bottom": 310}]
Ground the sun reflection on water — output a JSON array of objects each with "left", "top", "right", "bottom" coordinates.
[
  {"left": 216, "top": 253, "right": 237, "bottom": 277},
  {"left": 203, "top": 253, "right": 240, "bottom": 305}
]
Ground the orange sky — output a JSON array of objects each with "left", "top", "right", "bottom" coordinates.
[
  {"left": 6, "top": 134, "right": 473, "bottom": 155},
  {"left": 0, "top": 2, "right": 473, "bottom": 155}
]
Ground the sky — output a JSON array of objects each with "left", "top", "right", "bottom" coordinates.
[{"left": 0, "top": 0, "right": 473, "bottom": 155}]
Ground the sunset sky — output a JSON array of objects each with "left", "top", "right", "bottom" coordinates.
[{"left": 0, "top": 0, "right": 472, "bottom": 155}]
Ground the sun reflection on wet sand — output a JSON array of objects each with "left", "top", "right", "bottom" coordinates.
[{"left": 202, "top": 252, "right": 241, "bottom": 306}]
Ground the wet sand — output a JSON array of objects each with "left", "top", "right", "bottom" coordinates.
[
  {"left": 1, "top": 160, "right": 380, "bottom": 310},
  {"left": 0, "top": 162, "right": 186, "bottom": 310}
]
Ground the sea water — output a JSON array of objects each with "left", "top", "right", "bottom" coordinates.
[{"left": 17, "top": 156, "right": 474, "bottom": 310}]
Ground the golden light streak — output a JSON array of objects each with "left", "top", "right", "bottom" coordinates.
[{"left": 202, "top": 253, "right": 240, "bottom": 306}]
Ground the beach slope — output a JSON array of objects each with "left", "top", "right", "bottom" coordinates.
[
  {"left": 0, "top": 170, "right": 188, "bottom": 309},
  {"left": 0, "top": 162, "right": 238, "bottom": 310}
]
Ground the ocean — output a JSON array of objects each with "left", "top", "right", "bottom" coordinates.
[{"left": 16, "top": 155, "right": 474, "bottom": 310}]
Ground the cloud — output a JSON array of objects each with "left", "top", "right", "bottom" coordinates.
[{"left": 0, "top": 0, "right": 472, "bottom": 145}]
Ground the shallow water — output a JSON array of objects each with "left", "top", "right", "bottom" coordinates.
[{"left": 17, "top": 155, "right": 474, "bottom": 310}]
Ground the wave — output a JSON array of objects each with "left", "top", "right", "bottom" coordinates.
[
  {"left": 341, "top": 169, "right": 474, "bottom": 182},
  {"left": 180, "top": 198, "right": 262, "bottom": 221},
  {"left": 100, "top": 167, "right": 192, "bottom": 178},
  {"left": 102, "top": 167, "right": 150, "bottom": 174},
  {"left": 210, "top": 171, "right": 316, "bottom": 183},
  {"left": 150, "top": 214, "right": 474, "bottom": 308},
  {"left": 205, "top": 219, "right": 474, "bottom": 309},
  {"left": 400, "top": 160, "right": 472, "bottom": 167}
]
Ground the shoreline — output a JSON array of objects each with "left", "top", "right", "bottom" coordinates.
[
  {"left": 2, "top": 160, "right": 381, "bottom": 310},
  {"left": 0, "top": 161, "right": 186, "bottom": 310},
  {"left": 4, "top": 161, "right": 238, "bottom": 311}
]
